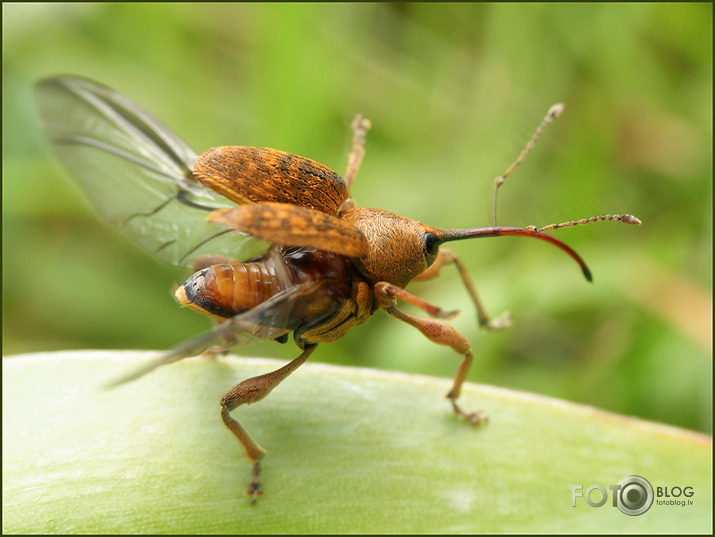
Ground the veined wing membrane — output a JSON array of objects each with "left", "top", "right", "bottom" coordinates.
[
  {"left": 107, "top": 279, "right": 328, "bottom": 386},
  {"left": 34, "top": 76, "right": 253, "bottom": 267}
]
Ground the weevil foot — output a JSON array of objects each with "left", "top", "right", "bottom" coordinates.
[
  {"left": 438, "top": 308, "right": 461, "bottom": 320},
  {"left": 462, "top": 409, "right": 488, "bottom": 426},
  {"left": 245, "top": 462, "right": 263, "bottom": 503},
  {"left": 483, "top": 311, "right": 512, "bottom": 331},
  {"left": 450, "top": 399, "right": 488, "bottom": 426}
]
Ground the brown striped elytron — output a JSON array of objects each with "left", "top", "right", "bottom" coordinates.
[{"left": 35, "top": 76, "right": 640, "bottom": 501}]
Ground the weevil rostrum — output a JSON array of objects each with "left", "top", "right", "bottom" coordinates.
[{"left": 35, "top": 76, "right": 641, "bottom": 501}]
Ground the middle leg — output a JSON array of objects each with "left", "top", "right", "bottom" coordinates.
[{"left": 376, "top": 289, "right": 486, "bottom": 426}]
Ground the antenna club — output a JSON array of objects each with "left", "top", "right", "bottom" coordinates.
[
  {"left": 548, "top": 103, "right": 564, "bottom": 118},
  {"left": 622, "top": 214, "right": 642, "bottom": 225},
  {"left": 351, "top": 114, "right": 372, "bottom": 134}
]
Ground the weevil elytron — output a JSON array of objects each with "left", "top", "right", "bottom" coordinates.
[{"left": 35, "top": 76, "right": 641, "bottom": 501}]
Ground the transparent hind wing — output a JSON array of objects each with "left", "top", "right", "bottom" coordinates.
[
  {"left": 34, "top": 75, "right": 255, "bottom": 267},
  {"left": 107, "top": 280, "right": 327, "bottom": 387}
]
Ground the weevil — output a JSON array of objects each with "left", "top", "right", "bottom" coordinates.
[{"left": 35, "top": 76, "right": 641, "bottom": 501}]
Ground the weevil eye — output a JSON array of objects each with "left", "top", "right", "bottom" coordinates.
[{"left": 423, "top": 232, "right": 441, "bottom": 257}]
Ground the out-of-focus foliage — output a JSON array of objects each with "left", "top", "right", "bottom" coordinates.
[{"left": 3, "top": 3, "right": 711, "bottom": 434}]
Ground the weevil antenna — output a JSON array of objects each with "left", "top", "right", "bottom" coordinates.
[
  {"left": 492, "top": 103, "right": 563, "bottom": 226},
  {"left": 535, "top": 213, "right": 642, "bottom": 232}
]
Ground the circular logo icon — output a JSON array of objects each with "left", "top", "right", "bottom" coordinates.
[{"left": 615, "top": 475, "right": 654, "bottom": 516}]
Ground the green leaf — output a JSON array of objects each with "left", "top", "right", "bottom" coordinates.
[{"left": 3, "top": 351, "right": 712, "bottom": 533}]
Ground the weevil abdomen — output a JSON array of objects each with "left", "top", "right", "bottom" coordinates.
[
  {"left": 177, "top": 261, "right": 283, "bottom": 321},
  {"left": 176, "top": 246, "right": 372, "bottom": 343}
]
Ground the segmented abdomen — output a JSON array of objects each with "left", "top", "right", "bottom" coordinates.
[{"left": 176, "top": 261, "right": 284, "bottom": 320}]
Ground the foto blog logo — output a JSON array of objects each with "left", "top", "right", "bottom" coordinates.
[{"left": 572, "top": 475, "right": 654, "bottom": 516}]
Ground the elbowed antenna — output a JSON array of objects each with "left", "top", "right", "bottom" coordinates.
[{"left": 435, "top": 213, "right": 642, "bottom": 283}]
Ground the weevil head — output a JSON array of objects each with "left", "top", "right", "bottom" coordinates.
[
  {"left": 341, "top": 207, "right": 443, "bottom": 287},
  {"left": 342, "top": 207, "right": 596, "bottom": 285}
]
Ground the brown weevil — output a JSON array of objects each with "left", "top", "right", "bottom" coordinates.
[{"left": 35, "top": 76, "right": 641, "bottom": 501}]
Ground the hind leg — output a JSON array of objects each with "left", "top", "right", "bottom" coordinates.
[{"left": 220, "top": 344, "right": 317, "bottom": 501}]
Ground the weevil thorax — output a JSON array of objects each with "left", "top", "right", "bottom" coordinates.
[{"left": 340, "top": 207, "right": 441, "bottom": 288}]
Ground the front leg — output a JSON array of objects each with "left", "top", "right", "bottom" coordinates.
[
  {"left": 374, "top": 283, "right": 486, "bottom": 425},
  {"left": 414, "top": 248, "right": 511, "bottom": 330}
]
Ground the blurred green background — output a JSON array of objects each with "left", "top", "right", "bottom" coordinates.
[{"left": 3, "top": 3, "right": 711, "bottom": 434}]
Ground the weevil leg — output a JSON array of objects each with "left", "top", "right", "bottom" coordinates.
[
  {"left": 384, "top": 305, "right": 486, "bottom": 426},
  {"left": 342, "top": 114, "right": 372, "bottom": 195},
  {"left": 413, "top": 248, "right": 511, "bottom": 330},
  {"left": 221, "top": 343, "right": 317, "bottom": 501},
  {"left": 374, "top": 281, "right": 460, "bottom": 320}
]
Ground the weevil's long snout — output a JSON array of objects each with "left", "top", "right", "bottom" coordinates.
[
  {"left": 434, "top": 213, "right": 642, "bottom": 282},
  {"left": 435, "top": 226, "right": 593, "bottom": 282}
]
